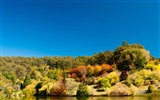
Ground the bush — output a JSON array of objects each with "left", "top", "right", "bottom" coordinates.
[
  {"left": 23, "top": 74, "right": 32, "bottom": 88},
  {"left": 23, "top": 84, "right": 36, "bottom": 97},
  {"left": 138, "top": 69, "right": 152, "bottom": 80},
  {"left": 127, "top": 73, "right": 144, "bottom": 87},
  {"left": 47, "top": 69, "right": 60, "bottom": 81},
  {"left": 51, "top": 82, "right": 66, "bottom": 96},
  {"left": 34, "top": 81, "right": 56, "bottom": 96},
  {"left": 3, "top": 72, "right": 16, "bottom": 84},
  {"left": 101, "top": 64, "right": 112, "bottom": 73},
  {"left": 107, "top": 72, "right": 119, "bottom": 85},
  {"left": 70, "top": 68, "right": 77, "bottom": 78},
  {"left": 94, "top": 65, "right": 102, "bottom": 76},
  {"left": 76, "top": 66, "right": 87, "bottom": 82},
  {"left": 98, "top": 77, "right": 111, "bottom": 88},
  {"left": 86, "top": 65, "right": 94, "bottom": 77},
  {"left": 151, "top": 70, "right": 160, "bottom": 81},
  {"left": 76, "top": 83, "right": 89, "bottom": 97},
  {"left": 145, "top": 63, "right": 160, "bottom": 71}
]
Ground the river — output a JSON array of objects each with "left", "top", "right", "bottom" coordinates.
[{"left": 17, "top": 96, "right": 160, "bottom": 100}]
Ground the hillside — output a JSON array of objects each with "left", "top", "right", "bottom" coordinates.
[{"left": 0, "top": 41, "right": 160, "bottom": 99}]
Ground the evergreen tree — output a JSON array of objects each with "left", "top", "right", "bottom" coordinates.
[
  {"left": 76, "top": 83, "right": 89, "bottom": 97},
  {"left": 23, "top": 74, "right": 31, "bottom": 88},
  {"left": 122, "top": 40, "right": 129, "bottom": 46}
]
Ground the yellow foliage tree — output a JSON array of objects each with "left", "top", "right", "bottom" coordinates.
[
  {"left": 94, "top": 65, "right": 102, "bottom": 76},
  {"left": 86, "top": 65, "right": 94, "bottom": 76},
  {"left": 24, "top": 84, "right": 36, "bottom": 97},
  {"left": 107, "top": 72, "right": 119, "bottom": 84}
]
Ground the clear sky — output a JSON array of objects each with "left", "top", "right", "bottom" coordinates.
[{"left": 0, "top": 0, "right": 160, "bottom": 57}]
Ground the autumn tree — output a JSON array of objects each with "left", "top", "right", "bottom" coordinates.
[
  {"left": 101, "top": 64, "right": 112, "bottom": 74},
  {"left": 76, "top": 66, "right": 87, "bottom": 82},
  {"left": 94, "top": 65, "right": 102, "bottom": 76},
  {"left": 86, "top": 65, "right": 94, "bottom": 77}
]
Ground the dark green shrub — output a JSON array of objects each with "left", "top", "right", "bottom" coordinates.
[
  {"left": 23, "top": 74, "right": 31, "bottom": 88},
  {"left": 76, "top": 83, "right": 89, "bottom": 97},
  {"left": 47, "top": 69, "right": 60, "bottom": 81}
]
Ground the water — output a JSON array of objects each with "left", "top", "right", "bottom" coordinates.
[{"left": 18, "top": 96, "right": 160, "bottom": 100}]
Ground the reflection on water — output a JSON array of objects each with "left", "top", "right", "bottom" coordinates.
[{"left": 18, "top": 96, "right": 160, "bottom": 100}]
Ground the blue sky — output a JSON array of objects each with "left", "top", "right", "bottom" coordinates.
[{"left": 0, "top": 0, "right": 160, "bottom": 57}]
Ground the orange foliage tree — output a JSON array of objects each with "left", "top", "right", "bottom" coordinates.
[
  {"left": 101, "top": 64, "right": 112, "bottom": 74},
  {"left": 76, "top": 66, "right": 87, "bottom": 82}
]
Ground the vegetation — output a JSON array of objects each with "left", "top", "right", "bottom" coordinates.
[
  {"left": 0, "top": 41, "right": 160, "bottom": 98},
  {"left": 76, "top": 83, "right": 89, "bottom": 97}
]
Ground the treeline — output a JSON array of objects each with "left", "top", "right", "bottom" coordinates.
[
  {"left": 0, "top": 50, "right": 113, "bottom": 69},
  {"left": 0, "top": 41, "right": 159, "bottom": 79}
]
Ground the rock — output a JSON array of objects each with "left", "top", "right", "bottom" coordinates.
[{"left": 110, "top": 83, "right": 131, "bottom": 96}]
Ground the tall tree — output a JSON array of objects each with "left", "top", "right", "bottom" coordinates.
[
  {"left": 23, "top": 74, "right": 31, "bottom": 88},
  {"left": 122, "top": 40, "right": 129, "bottom": 46}
]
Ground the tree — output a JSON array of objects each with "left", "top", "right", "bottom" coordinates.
[
  {"left": 88, "top": 50, "right": 113, "bottom": 65},
  {"left": 86, "top": 65, "right": 94, "bottom": 77},
  {"left": 76, "top": 66, "right": 87, "bottom": 82},
  {"left": 23, "top": 74, "right": 31, "bottom": 88},
  {"left": 94, "top": 65, "right": 102, "bottom": 76},
  {"left": 101, "top": 64, "right": 112, "bottom": 73},
  {"left": 98, "top": 77, "right": 111, "bottom": 88},
  {"left": 47, "top": 69, "right": 60, "bottom": 81},
  {"left": 76, "top": 83, "right": 89, "bottom": 97},
  {"left": 112, "top": 42, "right": 148, "bottom": 71},
  {"left": 120, "top": 71, "right": 128, "bottom": 81},
  {"left": 122, "top": 40, "right": 129, "bottom": 46}
]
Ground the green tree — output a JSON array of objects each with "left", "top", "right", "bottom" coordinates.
[
  {"left": 76, "top": 83, "right": 89, "bottom": 97},
  {"left": 98, "top": 77, "right": 111, "bottom": 88},
  {"left": 88, "top": 50, "right": 113, "bottom": 65},
  {"left": 23, "top": 74, "right": 31, "bottom": 88},
  {"left": 122, "top": 40, "right": 129, "bottom": 46},
  {"left": 112, "top": 42, "right": 148, "bottom": 71},
  {"left": 47, "top": 69, "right": 60, "bottom": 81},
  {"left": 3, "top": 72, "right": 16, "bottom": 84}
]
